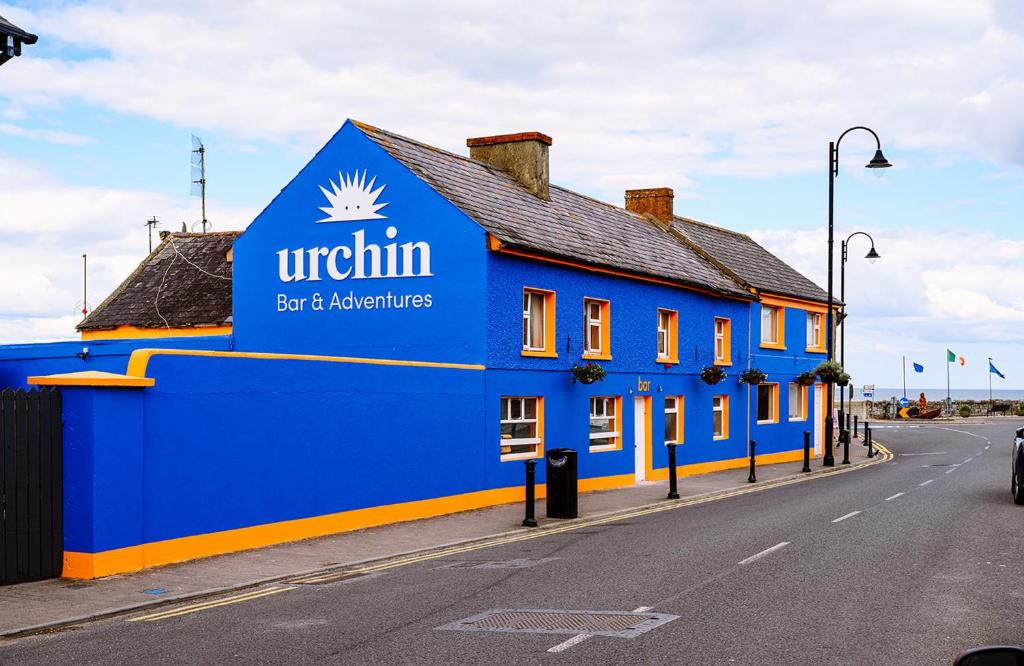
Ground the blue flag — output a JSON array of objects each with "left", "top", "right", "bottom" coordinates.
[
  {"left": 912, "top": 362, "right": 924, "bottom": 373},
  {"left": 990, "top": 360, "right": 1005, "bottom": 379}
]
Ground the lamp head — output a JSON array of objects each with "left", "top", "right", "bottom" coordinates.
[
  {"left": 865, "top": 246, "right": 880, "bottom": 264},
  {"left": 865, "top": 149, "right": 892, "bottom": 170}
]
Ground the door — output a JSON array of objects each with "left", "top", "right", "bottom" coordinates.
[
  {"left": 634, "top": 396, "right": 649, "bottom": 483},
  {"left": 813, "top": 383, "right": 824, "bottom": 457}
]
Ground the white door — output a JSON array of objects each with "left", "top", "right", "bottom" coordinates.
[
  {"left": 634, "top": 397, "right": 648, "bottom": 482},
  {"left": 813, "top": 384, "right": 824, "bottom": 457}
]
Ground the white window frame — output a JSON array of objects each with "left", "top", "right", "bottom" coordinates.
[
  {"left": 589, "top": 396, "right": 619, "bottom": 451},
  {"left": 584, "top": 299, "right": 604, "bottom": 355},
  {"left": 807, "top": 312, "right": 823, "bottom": 349},
  {"left": 500, "top": 396, "right": 541, "bottom": 460},
  {"left": 714, "top": 318, "right": 727, "bottom": 362},
  {"left": 522, "top": 290, "right": 546, "bottom": 352},
  {"left": 760, "top": 305, "right": 779, "bottom": 345},
  {"left": 664, "top": 396, "right": 681, "bottom": 444},
  {"left": 657, "top": 310, "right": 672, "bottom": 360},
  {"left": 713, "top": 395, "right": 728, "bottom": 440},
  {"left": 788, "top": 383, "right": 807, "bottom": 421}
]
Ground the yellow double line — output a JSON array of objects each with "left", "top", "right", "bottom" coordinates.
[
  {"left": 127, "top": 445, "right": 891, "bottom": 623},
  {"left": 127, "top": 586, "right": 293, "bottom": 622}
]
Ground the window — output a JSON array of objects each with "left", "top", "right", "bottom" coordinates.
[
  {"left": 757, "top": 383, "right": 780, "bottom": 424},
  {"left": 714, "top": 317, "right": 731, "bottom": 365},
  {"left": 806, "top": 312, "right": 824, "bottom": 352},
  {"left": 664, "top": 396, "right": 684, "bottom": 444},
  {"left": 582, "top": 298, "right": 611, "bottom": 359},
  {"left": 713, "top": 395, "right": 729, "bottom": 440},
  {"left": 657, "top": 309, "right": 678, "bottom": 363},
  {"left": 500, "top": 397, "right": 543, "bottom": 459},
  {"left": 760, "top": 304, "right": 785, "bottom": 348},
  {"left": 589, "top": 396, "right": 620, "bottom": 451},
  {"left": 788, "top": 383, "right": 807, "bottom": 421},
  {"left": 522, "top": 288, "right": 556, "bottom": 356}
]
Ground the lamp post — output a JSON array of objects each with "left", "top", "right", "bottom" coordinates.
[
  {"left": 825, "top": 127, "right": 891, "bottom": 467},
  {"left": 838, "top": 231, "right": 880, "bottom": 417}
]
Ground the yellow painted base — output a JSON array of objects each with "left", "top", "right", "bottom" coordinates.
[
  {"left": 63, "top": 473, "right": 636, "bottom": 580},
  {"left": 81, "top": 325, "right": 233, "bottom": 341},
  {"left": 645, "top": 448, "right": 807, "bottom": 482}
]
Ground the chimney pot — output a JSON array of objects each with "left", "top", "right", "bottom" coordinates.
[
  {"left": 159, "top": 230, "right": 171, "bottom": 240},
  {"left": 467, "top": 132, "right": 552, "bottom": 200},
  {"left": 625, "top": 188, "right": 674, "bottom": 225}
]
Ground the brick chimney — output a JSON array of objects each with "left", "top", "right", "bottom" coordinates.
[
  {"left": 467, "top": 132, "right": 552, "bottom": 200},
  {"left": 625, "top": 188, "right": 674, "bottom": 225}
]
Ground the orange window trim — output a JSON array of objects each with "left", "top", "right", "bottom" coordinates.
[
  {"left": 582, "top": 298, "right": 611, "bottom": 361},
  {"left": 657, "top": 309, "right": 679, "bottom": 364},
  {"left": 760, "top": 305, "right": 786, "bottom": 350},
  {"left": 714, "top": 394, "right": 730, "bottom": 440},
  {"left": 757, "top": 383, "right": 780, "bottom": 424},
  {"left": 522, "top": 287, "right": 557, "bottom": 357},
  {"left": 714, "top": 317, "right": 732, "bottom": 366}
]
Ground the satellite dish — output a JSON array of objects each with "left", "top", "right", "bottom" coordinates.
[{"left": 191, "top": 220, "right": 212, "bottom": 232}]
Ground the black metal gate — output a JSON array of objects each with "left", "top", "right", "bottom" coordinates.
[{"left": 0, "top": 388, "right": 62, "bottom": 584}]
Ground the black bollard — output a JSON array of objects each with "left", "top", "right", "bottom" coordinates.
[
  {"left": 862, "top": 420, "right": 870, "bottom": 446},
  {"left": 747, "top": 440, "right": 757, "bottom": 483},
  {"left": 846, "top": 412, "right": 852, "bottom": 436},
  {"left": 853, "top": 415, "right": 859, "bottom": 439},
  {"left": 801, "top": 430, "right": 811, "bottom": 473},
  {"left": 867, "top": 427, "right": 875, "bottom": 458},
  {"left": 522, "top": 460, "right": 538, "bottom": 527},
  {"left": 842, "top": 427, "right": 850, "bottom": 465},
  {"left": 666, "top": 443, "right": 680, "bottom": 499}
]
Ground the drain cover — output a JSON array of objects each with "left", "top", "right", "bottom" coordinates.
[
  {"left": 438, "top": 558, "right": 559, "bottom": 571},
  {"left": 438, "top": 608, "right": 678, "bottom": 638}
]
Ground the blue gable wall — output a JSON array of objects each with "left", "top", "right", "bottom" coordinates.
[{"left": 232, "top": 121, "right": 488, "bottom": 363}]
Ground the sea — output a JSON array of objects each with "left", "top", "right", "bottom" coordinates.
[{"left": 863, "top": 388, "right": 1024, "bottom": 401}]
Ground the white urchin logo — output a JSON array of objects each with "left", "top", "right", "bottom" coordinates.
[{"left": 317, "top": 170, "right": 389, "bottom": 222}]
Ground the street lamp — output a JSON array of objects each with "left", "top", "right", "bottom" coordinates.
[
  {"left": 824, "top": 127, "right": 891, "bottom": 467},
  {"left": 838, "top": 231, "right": 881, "bottom": 418}
]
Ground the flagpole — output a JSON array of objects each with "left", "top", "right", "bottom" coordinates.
[
  {"left": 902, "top": 355, "right": 906, "bottom": 399},
  {"left": 946, "top": 352, "right": 951, "bottom": 412},
  {"left": 989, "top": 357, "right": 993, "bottom": 405}
]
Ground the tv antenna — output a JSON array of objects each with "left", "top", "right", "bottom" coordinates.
[
  {"left": 81, "top": 253, "right": 88, "bottom": 315},
  {"left": 144, "top": 216, "right": 160, "bottom": 252},
  {"left": 190, "top": 134, "right": 209, "bottom": 233}
]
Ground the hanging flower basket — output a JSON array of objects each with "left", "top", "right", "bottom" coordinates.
[
  {"left": 795, "top": 370, "right": 817, "bottom": 386},
  {"left": 739, "top": 368, "right": 767, "bottom": 385},
  {"left": 700, "top": 365, "right": 727, "bottom": 385},
  {"left": 814, "top": 360, "right": 851, "bottom": 386},
  {"left": 571, "top": 362, "right": 607, "bottom": 385}
]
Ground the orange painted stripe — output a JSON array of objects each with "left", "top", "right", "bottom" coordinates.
[
  {"left": 81, "top": 325, "right": 232, "bottom": 341},
  {"left": 61, "top": 473, "right": 635, "bottom": 579},
  {"left": 645, "top": 447, "right": 807, "bottom": 481}
]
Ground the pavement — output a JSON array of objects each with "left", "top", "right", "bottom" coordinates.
[{"left": 0, "top": 442, "right": 882, "bottom": 639}]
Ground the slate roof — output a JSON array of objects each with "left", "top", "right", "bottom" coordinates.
[
  {"left": 355, "top": 122, "right": 752, "bottom": 299},
  {"left": 671, "top": 217, "right": 829, "bottom": 303},
  {"left": 0, "top": 15, "right": 37, "bottom": 42},
  {"left": 77, "top": 232, "right": 239, "bottom": 332}
]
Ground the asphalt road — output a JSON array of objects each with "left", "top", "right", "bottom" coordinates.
[{"left": 4, "top": 422, "right": 1024, "bottom": 665}]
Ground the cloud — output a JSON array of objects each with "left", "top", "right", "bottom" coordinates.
[
  {"left": 0, "top": 123, "right": 94, "bottom": 145},
  {"left": 2, "top": 0, "right": 1024, "bottom": 198},
  {"left": 751, "top": 225, "right": 1024, "bottom": 387},
  {"left": 0, "top": 148, "right": 256, "bottom": 341}
]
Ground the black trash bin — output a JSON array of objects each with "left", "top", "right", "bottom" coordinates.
[{"left": 546, "top": 448, "right": 578, "bottom": 519}]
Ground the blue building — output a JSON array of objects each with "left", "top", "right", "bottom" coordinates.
[{"left": 7, "top": 120, "right": 833, "bottom": 578}]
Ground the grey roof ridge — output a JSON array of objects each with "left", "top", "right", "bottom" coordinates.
[
  {"left": 77, "top": 237, "right": 174, "bottom": 331},
  {"left": 356, "top": 121, "right": 754, "bottom": 299},
  {"left": 664, "top": 223, "right": 756, "bottom": 298}
]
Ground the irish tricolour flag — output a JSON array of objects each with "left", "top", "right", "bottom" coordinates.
[{"left": 947, "top": 349, "right": 965, "bottom": 366}]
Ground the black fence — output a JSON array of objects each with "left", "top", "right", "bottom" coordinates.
[{"left": 0, "top": 388, "right": 63, "bottom": 584}]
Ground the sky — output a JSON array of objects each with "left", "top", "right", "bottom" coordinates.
[{"left": 0, "top": 0, "right": 1023, "bottom": 390}]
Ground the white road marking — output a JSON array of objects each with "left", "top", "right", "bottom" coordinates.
[
  {"left": 920, "top": 479, "right": 934, "bottom": 486},
  {"left": 831, "top": 511, "right": 861, "bottom": 523},
  {"left": 964, "top": 458, "right": 974, "bottom": 463},
  {"left": 945, "top": 468, "right": 956, "bottom": 474},
  {"left": 885, "top": 493, "right": 904, "bottom": 501},
  {"left": 738, "top": 542, "right": 790, "bottom": 565},
  {"left": 985, "top": 445, "right": 991, "bottom": 450},
  {"left": 547, "top": 606, "right": 653, "bottom": 653}
]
